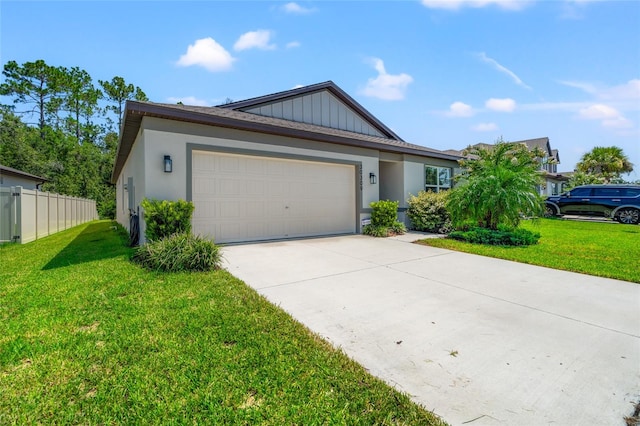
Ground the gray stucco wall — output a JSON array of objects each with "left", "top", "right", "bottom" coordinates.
[
  {"left": 0, "top": 174, "right": 41, "bottom": 190},
  {"left": 113, "top": 116, "right": 461, "bottom": 242}
]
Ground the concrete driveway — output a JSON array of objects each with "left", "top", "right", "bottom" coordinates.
[{"left": 223, "top": 233, "right": 640, "bottom": 425}]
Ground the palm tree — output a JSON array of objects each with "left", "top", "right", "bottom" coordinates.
[
  {"left": 575, "top": 146, "right": 633, "bottom": 184},
  {"left": 447, "top": 140, "right": 544, "bottom": 230}
]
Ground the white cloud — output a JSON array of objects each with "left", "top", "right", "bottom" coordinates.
[
  {"left": 421, "top": 0, "right": 530, "bottom": 11},
  {"left": 560, "top": 0, "right": 604, "bottom": 19},
  {"left": 176, "top": 38, "right": 235, "bottom": 72},
  {"left": 472, "top": 122, "right": 499, "bottom": 131},
  {"left": 361, "top": 58, "right": 413, "bottom": 101},
  {"left": 579, "top": 104, "right": 634, "bottom": 129},
  {"left": 605, "top": 79, "right": 640, "bottom": 101},
  {"left": 475, "top": 52, "right": 532, "bottom": 90},
  {"left": 234, "top": 30, "right": 276, "bottom": 51},
  {"left": 519, "top": 101, "right": 590, "bottom": 112},
  {"left": 166, "top": 96, "right": 210, "bottom": 106},
  {"left": 286, "top": 41, "right": 301, "bottom": 49},
  {"left": 485, "top": 98, "right": 516, "bottom": 112},
  {"left": 559, "top": 80, "right": 598, "bottom": 95},
  {"left": 282, "top": 2, "right": 316, "bottom": 14},
  {"left": 447, "top": 101, "right": 475, "bottom": 117},
  {"left": 579, "top": 104, "right": 619, "bottom": 120},
  {"left": 602, "top": 116, "right": 634, "bottom": 129},
  {"left": 562, "top": 79, "right": 640, "bottom": 101}
]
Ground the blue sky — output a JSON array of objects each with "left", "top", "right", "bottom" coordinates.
[{"left": 2, "top": 0, "right": 639, "bottom": 176}]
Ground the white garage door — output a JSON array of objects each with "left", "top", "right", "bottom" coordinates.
[{"left": 192, "top": 151, "right": 356, "bottom": 244}]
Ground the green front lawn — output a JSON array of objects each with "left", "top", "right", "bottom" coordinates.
[
  {"left": 0, "top": 221, "right": 445, "bottom": 425},
  {"left": 420, "top": 218, "right": 640, "bottom": 283}
]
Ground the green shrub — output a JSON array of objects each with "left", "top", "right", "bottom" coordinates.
[
  {"left": 362, "top": 224, "right": 390, "bottom": 237},
  {"left": 407, "top": 190, "right": 452, "bottom": 234},
  {"left": 141, "top": 198, "right": 195, "bottom": 242},
  {"left": 448, "top": 226, "right": 540, "bottom": 246},
  {"left": 370, "top": 200, "right": 399, "bottom": 227},
  {"left": 131, "top": 233, "right": 222, "bottom": 272},
  {"left": 390, "top": 221, "right": 407, "bottom": 235},
  {"left": 363, "top": 200, "right": 406, "bottom": 237}
]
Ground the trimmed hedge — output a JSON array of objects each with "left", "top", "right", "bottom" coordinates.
[
  {"left": 363, "top": 200, "right": 406, "bottom": 237},
  {"left": 448, "top": 226, "right": 540, "bottom": 246},
  {"left": 141, "top": 198, "right": 194, "bottom": 242}
]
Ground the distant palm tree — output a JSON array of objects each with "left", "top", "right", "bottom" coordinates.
[
  {"left": 575, "top": 146, "right": 633, "bottom": 184},
  {"left": 448, "top": 140, "right": 544, "bottom": 230}
]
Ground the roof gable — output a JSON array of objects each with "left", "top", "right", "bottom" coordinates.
[
  {"left": 514, "top": 137, "right": 551, "bottom": 156},
  {"left": 218, "top": 81, "right": 404, "bottom": 141}
]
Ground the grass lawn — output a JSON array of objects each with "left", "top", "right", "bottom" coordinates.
[
  {"left": 419, "top": 218, "right": 640, "bottom": 283},
  {"left": 0, "top": 221, "right": 445, "bottom": 425}
]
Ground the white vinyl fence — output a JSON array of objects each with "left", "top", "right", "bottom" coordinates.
[{"left": 0, "top": 186, "right": 98, "bottom": 244}]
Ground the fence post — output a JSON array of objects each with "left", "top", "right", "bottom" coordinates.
[
  {"left": 35, "top": 188, "right": 39, "bottom": 240},
  {"left": 47, "top": 191, "right": 51, "bottom": 237},
  {"left": 11, "top": 186, "right": 22, "bottom": 244}
]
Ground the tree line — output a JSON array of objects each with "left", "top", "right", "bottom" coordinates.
[
  {"left": 1, "top": 59, "right": 634, "bottom": 222},
  {"left": 0, "top": 60, "right": 148, "bottom": 218}
]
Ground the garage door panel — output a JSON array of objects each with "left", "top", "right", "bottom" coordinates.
[
  {"left": 192, "top": 151, "right": 356, "bottom": 244},
  {"left": 245, "top": 158, "right": 266, "bottom": 175},
  {"left": 247, "top": 180, "right": 265, "bottom": 195}
]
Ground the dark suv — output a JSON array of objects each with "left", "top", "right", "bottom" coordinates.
[{"left": 545, "top": 185, "right": 640, "bottom": 224}]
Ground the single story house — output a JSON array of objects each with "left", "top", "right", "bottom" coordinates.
[
  {"left": 0, "top": 164, "right": 47, "bottom": 190},
  {"left": 111, "top": 81, "right": 461, "bottom": 244}
]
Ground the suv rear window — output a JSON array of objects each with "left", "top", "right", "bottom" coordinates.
[
  {"left": 623, "top": 188, "right": 640, "bottom": 197},
  {"left": 594, "top": 188, "right": 622, "bottom": 196}
]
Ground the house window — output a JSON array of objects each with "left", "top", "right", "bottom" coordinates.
[{"left": 425, "top": 166, "right": 451, "bottom": 192}]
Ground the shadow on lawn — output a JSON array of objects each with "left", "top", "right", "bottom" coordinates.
[{"left": 43, "top": 221, "right": 131, "bottom": 270}]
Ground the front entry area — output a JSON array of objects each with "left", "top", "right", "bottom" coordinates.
[{"left": 191, "top": 150, "right": 357, "bottom": 244}]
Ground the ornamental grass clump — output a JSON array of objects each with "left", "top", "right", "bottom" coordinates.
[
  {"left": 132, "top": 233, "right": 222, "bottom": 272},
  {"left": 134, "top": 198, "right": 221, "bottom": 272}
]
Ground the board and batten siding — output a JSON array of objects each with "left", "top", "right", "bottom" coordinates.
[{"left": 242, "top": 91, "right": 386, "bottom": 138}]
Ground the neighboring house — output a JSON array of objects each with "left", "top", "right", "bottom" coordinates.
[
  {"left": 111, "top": 81, "right": 462, "bottom": 244},
  {"left": 448, "top": 137, "right": 570, "bottom": 196},
  {"left": 0, "top": 164, "right": 47, "bottom": 190}
]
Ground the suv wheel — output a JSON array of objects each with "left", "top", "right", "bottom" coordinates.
[
  {"left": 616, "top": 208, "right": 640, "bottom": 225},
  {"left": 544, "top": 204, "right": 558, "bottom": 217}
]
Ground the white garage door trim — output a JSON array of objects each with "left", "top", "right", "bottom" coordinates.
[{"left": 190, "top": 149, "right": 359, "bottom": 244}]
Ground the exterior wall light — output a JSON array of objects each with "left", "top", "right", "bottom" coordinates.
[
  {"left": 164, "top": 155, "right": 173, "bottom": 173},
  {"left": 369, "top": 172, "right": 377, "bottom": 184}
]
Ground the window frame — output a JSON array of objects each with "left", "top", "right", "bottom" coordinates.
[{"left": 425, "top": 165, "right": 452, "bottom": 192}]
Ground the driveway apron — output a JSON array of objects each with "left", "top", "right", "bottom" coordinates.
[{"left": 223, "top": 234, "right": 640, "bottom": 425}]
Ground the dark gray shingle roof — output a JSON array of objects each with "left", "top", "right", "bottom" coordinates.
[{"left": 111, "top": 101, "right": 461, "bottom": 183}]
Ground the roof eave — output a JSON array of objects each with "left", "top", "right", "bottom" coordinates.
[
  {"left": 111, "top": 102, "right": 460, "bottom": 183},
  {"left": 0, "top": 165, "right": 48, "bottom": 182}
]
